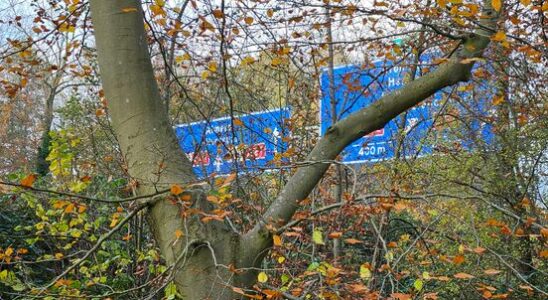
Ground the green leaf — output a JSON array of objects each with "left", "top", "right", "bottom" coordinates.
[
  {"left": 359, "top": 264, "right": 371, "bottom": 279},
  {"left": 165, "top": 281, "right": 177, "bottom": 299},
  {"left": 414, "top": 279, "right": 424, "bottom": 291},
  {"left": 312, "top": 229, "right": 325, "bottom": 245}
]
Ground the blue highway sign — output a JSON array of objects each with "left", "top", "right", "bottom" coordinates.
[
  {"left": 320, "top": 53, "right": 494, "bottom": 164},
  {"left": 174, "top": 107, "right": 291, "bottom": 177}
]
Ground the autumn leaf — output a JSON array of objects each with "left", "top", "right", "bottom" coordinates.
[
  {"left": 312, "top": 229, "right": 325, "bottom": 245},
  {"left": 453, "top": 255, "right": 465, "bottom": 264},
  {"left": 207, "top": 62, "right": 218, "bottom": 72},
  {"left": 344, "top": 238, "right": 362, "bottom": 244},
  {"left": 492, "top": 31, "right": 506, "bottom": 42},
  {"left": 170, "top": 184, "right": 184, "bottom": 195},
  {"left": 492, "top": 0, "right": 501, "bottom": 12},
  {"left": 233, "top": 118, "right": 243, "bottom": 126},
  {"left": 328, "top": 231, "right": 342, "bottom": 239},
  {"left": 21, "top": 174, "right": 36, "bottom": 187},
  {"left": 273, "top": 234, "right": 282, "bottom": 246},
  {"left": 175, "top": 229, "right": 183, "bottom": 239},
  {"left": 391, "top": 293, "right": 412, "bottom": 300},
  {"left": 359, "top": 264, "right": 371, "bottom": 279},
  {"left": 244, "top": 16, "right": 254, "bottom": 24},
  {"left": 483, "top": 269, "right": 502, "bottom": 275},
  {"left": 473, "top": 247, "right": 486, "bottom": 254},
  {"left": 257, "top": 271, "right": 268, "bottom": 283},
  {"left": 212, "top": 9, "right": 224, "bottom": 19},
  {"left": 240, "top": 56, "right": 256, "bottom": 65},
  {"left": 121, "top": 7, "right": 138, "bottom": 13},
  {"left": 454, "top": 272, "right": 475, "bottom": 279}
]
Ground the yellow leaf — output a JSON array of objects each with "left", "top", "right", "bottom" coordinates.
[
  {"left": 121, "top": 7, "right": 138, "bottom": 13},
  {"left": 520, "top": 0, "right": 530, "bottom": 6},
  {"left": 492, "top": 31, "right": 506, "bottom": 42},
  {"left": 171, "top": 184, "right": 184, "bottom": 195},
  {"left": 201, "top": 70, "right": 210, "bottom": 80},
  {"left": 277, "top": 256, "right": 285, "bottom": 263},
  {"left": 55, "top": 252, "right": 64, "bottom": 259},
  {"left": 492, "top": 95, "right": 504, "bottom": 105},
  {"left": 312, "top": 229, "right": 324, "bottom": 245},
  {"left": 241, "top": 56, "right": 256, "bottom": 65},
  {"left": 359, "top": 264, "right": 371, "bottom": 279},
  {"left": 273, "top": 234, "right": 282, "bottom": 246},
  {"left": 271, "top": 57, "right": 283, "bottom": 66},
  {"left": 175, "top": 229, "right": 183, "bottom": 239},
  {"left": 5, "top": 247, "right": 14, "bottom": 257},
  {"left": 257, "top": 271, "right": 268, "bottom": 283},
  {"left": 175, "top": 53, "right": 191, "bottom": 63},
  {"left": 492, "top": 0, "right": 501, "bottom": 12},
  {"left": 208, "top": 61, "right": 218, "bottom": 72}
]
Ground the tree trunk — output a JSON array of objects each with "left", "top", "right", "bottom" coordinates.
[
  {"left": 36, "top": 88, "right": 56, "bottom": 176},
  {"left": 89, "top": 1, "right": 259, "bottom": 298}
]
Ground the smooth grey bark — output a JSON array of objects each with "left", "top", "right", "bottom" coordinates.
[
  {"left": 89, "top": 1, "right": 251, "bottom": 299},
  {"left": 89, "top": 0, "right": 498, "bottom": 298}
]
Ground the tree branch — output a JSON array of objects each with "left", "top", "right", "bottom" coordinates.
[{"left": 244, "top": 0, "right": 499, "bottom": 253}]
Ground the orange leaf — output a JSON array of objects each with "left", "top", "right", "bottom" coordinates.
[
  {"left": 328, "top": 231, "right": 343, "bottom": 239},
  {"left": 453, "top": 255, "right": 465, "bottom": 264},
  {"left": 539, "top": 250, "right": 548, "bottom": 258},
  {"left": 175, "top": 229, "right": 183, "bottom": 239},
  {"left": 273, "top": 234, "right": 282, "bottom": 246},
  {"left": 483, "top": 269, "right": 502, "bottom": 275},
  {"left": 121, "top": 7, "right": 138, "bottom": 13},
  {"left": 454, "top": 272, "right": 475, "bottom": 279},
  {"left": 171, "top": 184, "right": 184, "bottom": 195},
  {"left": 492, "top": 0, "right": 501, "bottom": 12},
  {"left": 391, "top": 293, "right": 412, "bottom": 300},
  {"left": 344, "top": 238, "right": 362, "bottom": 244},
  {"left": 473, "top": 247, "right": 486, "bottom": 254},
  {"left": 233, "top": 118, "right": 243, "bottom": 126},
  {"left": 21, "top": 174, "right": 36, "bottom": 187},
  {"left": 64, "top": 203, "right": 75, "bottom": 213}
]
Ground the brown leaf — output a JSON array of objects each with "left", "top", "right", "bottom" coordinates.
[{"left": 454, "top": 272, "right": 475, "bottom": 279}]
